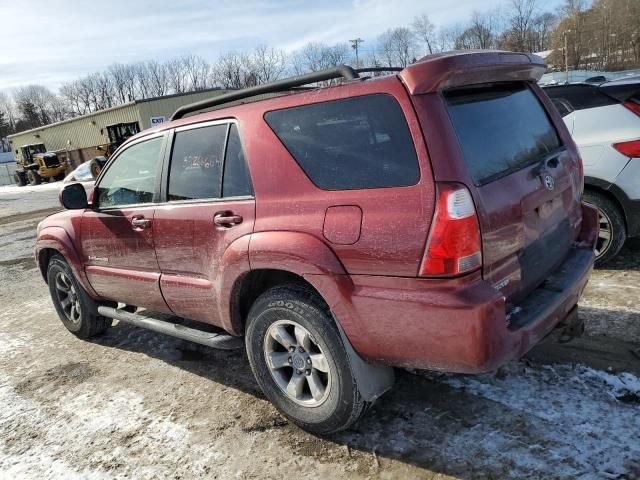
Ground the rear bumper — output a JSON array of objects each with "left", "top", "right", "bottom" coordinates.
[{"left": 338, "top": 203, "right": 597, "bottom": 373}]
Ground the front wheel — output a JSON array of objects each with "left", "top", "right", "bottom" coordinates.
[
  {"left": 245, "top": 284, "right": 367, "bottom": 435},
  {"left": 47, "top": 254, "right": 112, "bottom": 339}
]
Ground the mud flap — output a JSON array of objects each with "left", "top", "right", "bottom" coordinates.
[{"left": 333, "top": 315, "right": 395, "bottom": 402}]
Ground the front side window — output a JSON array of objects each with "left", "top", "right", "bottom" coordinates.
[
  {"left": 168, "top": 125, "right": 227, "bottom": 201},
  {"left": 264, "top": 94, "right": 420, "bottom": 190},
  {"left": 96, "top": 136, "right": 162, "bottom": 208}
]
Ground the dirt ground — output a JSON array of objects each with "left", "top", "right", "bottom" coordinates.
[{"left": 0, "top": 182, "right": 638, "bottom": 480}]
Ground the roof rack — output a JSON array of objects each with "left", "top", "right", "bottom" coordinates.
[
  {"left": 171, "top": 64, "right": 362, "bottom": 120},
  {"left": 355, "top": 67, "right": 403, "bottom": 75}
]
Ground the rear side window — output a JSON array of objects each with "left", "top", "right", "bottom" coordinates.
[
  {"left": 445, "top": 83, "right": 562, "bottom": 186},
  {"left": 168, "top": 125, "right": 226, "bottom": 201},
  {"left": 222, "top": 124, "right": 253, "bottom": 197},
  {"left": 264, "top": 94, "right": 420, "bottom": 190},
  {"left": 545, "top": 84, "right": 618, "bottom": 111}
]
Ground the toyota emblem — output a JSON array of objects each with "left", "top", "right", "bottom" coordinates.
[{"left": 543, "top": 174, "right": 555, "bottom": 191}]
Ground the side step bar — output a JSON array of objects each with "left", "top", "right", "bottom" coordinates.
[{"left": 97, "top": 306, "right": 244, "bottom": 350}]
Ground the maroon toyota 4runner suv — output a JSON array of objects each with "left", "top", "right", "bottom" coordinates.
[{"left": 36, "top": 51, "right": 597, "bottom": 434}]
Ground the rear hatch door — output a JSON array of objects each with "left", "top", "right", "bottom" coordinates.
[{"left": 442, "top": 82, "right": 583, "bottom": 307}]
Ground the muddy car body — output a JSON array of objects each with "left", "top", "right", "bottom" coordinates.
[{"left": 36, "top": 51, "right": 598, "bottom": 434}]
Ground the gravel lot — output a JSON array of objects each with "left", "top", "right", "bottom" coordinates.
[{"left": 1, "top": 182, "right": 639, "bottom": 479}]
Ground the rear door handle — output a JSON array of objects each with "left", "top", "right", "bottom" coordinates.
[
  {"left": 214, "top": 212, "right": 243, "bottom": 227},
  {"left": 131, "top": 215, "right": 152, "bottom": 230}
]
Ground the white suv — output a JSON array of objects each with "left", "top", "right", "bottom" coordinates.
[{"left": 545, "top": 78, "right": 640, "bottom": 264}]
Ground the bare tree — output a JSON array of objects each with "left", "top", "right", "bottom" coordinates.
[
  {"left": 291, "top": 42, "right": 351, "bottom": 74},
  {"left": 0, "top": 92, "right": 17, "bottom": 133},
  {"left": 165, "top": 58, "right": 189, "bottom": 94},
  {"left": 181, "top": 55, "right": 211, "bottom": 91},
  {"left": 411, "top": 14, "right": 437, "bottom": 55},
  {"left": 13, "top": 85, "right": 68, "bottom": 129},
  {"left": 212, "top": 52, "right": 247, "bottom": 89},
  {"left": 146, "top": 60, "right": 169, "bottom": 97},
  {"left": 504, "top": 0, "right": 539, "bottom": 51},
  {"left": 249, "top": 45, "right": 287, "bottom": 83},
  {"left": 108, "top": 63, "right": 137, "bottom": 103},
  {"left": 378, "top": 27, "right": 417, "bottom": 67},
  {"left": 134, "top": 62, "right": 152, "bottom": 99}
]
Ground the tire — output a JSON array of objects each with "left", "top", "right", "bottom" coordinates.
[
  {"left": 90, "top": 159, "right": 102, "bottom": 178},
  {"left": 55, "top": 172, "right": 66, "bottom": 181},
  {"left": 583, "top": 191, "right": 626, "bottom": 265},
  {"left": 245, "top": 283, "right": 367, "bottom": 435},
  {"left": 13, "top": 171, "right": 26, "bottom": 187},
  {"left": 46, "top": 254, "right": 112, "bottom": 339},
  {"left": 26, "top": 170, "right": 41, "bottom": 185}
]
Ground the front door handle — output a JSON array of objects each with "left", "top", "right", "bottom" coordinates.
[
  {"left": 214, "top": 212, "right": 243, "bottom": 228},
  {"left": 131, "top": 215, "right": 152, "bottom": 230}
]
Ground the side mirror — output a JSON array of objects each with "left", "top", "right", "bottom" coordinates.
[{"left": 59, "top": 183, "right": 88, "bottom": 210}]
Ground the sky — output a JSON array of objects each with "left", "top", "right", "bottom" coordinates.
[{"left": 0, "top": 0, "right": 565, "bottom": 93}]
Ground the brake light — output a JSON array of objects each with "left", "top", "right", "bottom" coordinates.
[
  {"left": 419, "top": 183, "right": 482, "bottom": 277},
  {"left": 613, "top": 139, "right": 640, "bottom": 158},
  {"left": 623, "top": 100, "right": 640, "bottom": 117}
]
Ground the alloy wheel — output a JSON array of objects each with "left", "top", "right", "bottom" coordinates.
[
  {"left": 594, "top": 206, "right": 613, "bottom": 259},
  {"left": 55, "top": 272, "right": 81, "bottom": 325},
  {"left": 263, "top": 320, "right": 331, "bottom": 407}
]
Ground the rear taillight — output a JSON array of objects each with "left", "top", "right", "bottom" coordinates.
[
  {"left": 613, "top": 139, "right": 640, "bottom": 158},
  {"left": 419, "top": 183, "right": 482, "bottom": 277},
  {"left": 623, "top": 99, "right": 640, "bottom": 117}
]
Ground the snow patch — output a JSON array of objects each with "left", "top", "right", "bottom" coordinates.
[
  {"left": 424, "top": 363, "right": 640, "bottom": 478},
  {"left": 0, "top": 374, "right": 218, "bottom": 478}
]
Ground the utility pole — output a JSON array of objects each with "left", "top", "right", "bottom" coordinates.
[
  {"left": 563, "top": 30, "right": 571, "bottom": 84},
  {"left": 349, "top": 38, "right": 364, "bottom": 67}
]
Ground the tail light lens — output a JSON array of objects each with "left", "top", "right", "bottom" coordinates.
[
  {"left": 419, "top": 182, "right": 482, "bottom": 277},
  {"left": 623, "top": 99, "right": 640, "bottom": 117},
  {"left": 613, "top": 139, "right": 640, "bottom": 158}
]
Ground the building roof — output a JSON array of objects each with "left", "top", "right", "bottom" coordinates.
[{"left": 8, "top": 87, "right": 226, "bottom": 139}]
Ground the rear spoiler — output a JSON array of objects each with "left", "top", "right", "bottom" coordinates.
[
  {"left": 599, "top": 81, "right": 640, "bottom": 103},
  {"left": 399, "top": 50, "right": 547, "bottom": 95}
]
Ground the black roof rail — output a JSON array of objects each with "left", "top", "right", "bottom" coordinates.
[
  {"left": 171, "top": 64, "right": 360, "bottom": 120},
  {"left": 355, "top": 67, "right": 403, "bottom": 75}
]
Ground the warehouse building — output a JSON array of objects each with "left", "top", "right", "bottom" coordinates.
[{"left": 7, "top": 88, "right": 230, "bottom": 171}]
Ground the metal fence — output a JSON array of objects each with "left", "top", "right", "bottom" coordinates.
[{"left": 0, "top": 162, "right": 17, "bottom": 186}]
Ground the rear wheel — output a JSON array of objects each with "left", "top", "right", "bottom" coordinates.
[
  {"left": 47, "top": 254, "right": 112, "bottom": 339},
  {"left": 26, "top": 170, "right": 41, "bottom": 185},
  {"left": 245, "top": 283, "right": 367, "bottom": 435},
  {"left": 583, "top": 191, "right": 626, "bottom": 265},
  {"left": 54, "top": 172, "right": 66, "bottom": 181}
]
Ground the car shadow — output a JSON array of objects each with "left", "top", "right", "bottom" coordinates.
[{"left": 90, "top": 317, "right": 639, "bottom": 479}]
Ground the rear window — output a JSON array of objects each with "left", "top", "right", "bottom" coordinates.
[
  {"left": 445, "top": 83, "right": 562, "bottom": 186},
  {"left": 544, "top": 84, "right": 618, "bottom": 111},
  {"left": 264, "top": 94, "right": 420, "bottom": 190}
]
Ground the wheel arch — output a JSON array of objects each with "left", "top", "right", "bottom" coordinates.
[
  {"left": 36, "top": 227, "right": 99, "bottom": 298},
  {"left": 225, "top": 231, "right": 357, "bottom": 336}
]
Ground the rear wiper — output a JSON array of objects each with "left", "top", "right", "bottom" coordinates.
[{"left": 530, "top": 148, "right": 565, "bottom": 177}]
